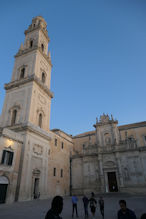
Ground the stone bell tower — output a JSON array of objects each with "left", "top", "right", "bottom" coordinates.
[
  {"left": 0, "top": 16, "right": 53, "bottom": 201},
  {"left": 1, "top": 16, "right": 53, "bottom": 132}
]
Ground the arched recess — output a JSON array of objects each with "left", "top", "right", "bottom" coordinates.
[
  {"left": 104, "top": 133, "right": 111, "bottom": 145},
  {"left": 20, "top": 68, "right": 25, "bottom": 79},
  {"left": 36, "top": 108, "right": 45, "bottom": 129},
  {"left": 41, "top": 43, "right": 44, "bottom": 52},
  {"left": 9, "top": 105, "right": 21, "bottom": 126},
  {"left": 41, "top": 72, "right": 46, "bottom": 84},
  {"left": 0, "top": 176, "right": 9, "bottom": 204},
  {"left": 18, "top": 65, "right": 27, "bottom": 80}
]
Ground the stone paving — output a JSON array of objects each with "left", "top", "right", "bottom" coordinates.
[{"left": 0, "top": 194, "right": 146, "bottom": 219}]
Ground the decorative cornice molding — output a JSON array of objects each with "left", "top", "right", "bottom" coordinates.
[
  {"left": 24, "top": 26, "right": 50, "bottom": 42},
  {"left": 4, "top": 75, "right": 54, "bottom": 98},
  {"left": 2, "top": 122, "right": 52, "bottom": 141},
  {"left": 15, "top": 46, "right": 52, "bottom": 67}
]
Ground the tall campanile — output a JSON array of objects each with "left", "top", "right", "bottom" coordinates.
[
  {"left": 1, "top": 16, "right": 53, "bottom": 131},
  {"left": 1, "top": 16, "right": 53, "bottom": 201}
]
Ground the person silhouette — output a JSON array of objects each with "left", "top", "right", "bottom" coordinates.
[
  {"left": 72, "top": 195, "right": 78, "bottom": 217},
  {"left": 99, "top": 196, "right": 104, "bottom": 218},
  {"left": 82, "top": 195, "right": 89, "bottom": 217},
  {"left": 117, "top": 200, "right": 137, "bottom": 219},
  {"left": 89, "top": 192, "right": 97, "bottom": 219},
  {"left": 45, "top": 196, "right": 63, "bottom": 219}
]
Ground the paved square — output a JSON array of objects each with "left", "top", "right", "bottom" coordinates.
[{"left": 0, "top": 194, "right": 145, "bottom": 219}]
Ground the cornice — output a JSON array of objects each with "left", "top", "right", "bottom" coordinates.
[
  {"left": 2, "top": 123, "right": 52, "bottom": 141},
  {"left": 4, "top": 75, "right": 54, "bottom": 98},
  {"left": 15, "top": 46, "right": 52, "bottom": 67},
  {"left": 93, "top": 120, "right": 118, "bottom": 128},
  {"left": 24, "top": 26, "right": 50, "bottom": 42}
]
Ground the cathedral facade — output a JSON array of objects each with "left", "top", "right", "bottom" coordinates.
[{"left": 0, "top": 17, "right": 146, "bottom": 204}]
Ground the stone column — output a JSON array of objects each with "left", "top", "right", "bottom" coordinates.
[
  {"left": 115, "top": 152, "right": 124, "bottom": 188},
  {"left": 98, "top": 154, "right": 104, "bottom": 192}
]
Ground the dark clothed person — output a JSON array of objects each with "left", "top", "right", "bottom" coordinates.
[
  {"left": 45, "top": 196, "right": 63, "bottom": 219},
  {"left": 118, "top": 200, "right": 137, "bottom": 219},
  {"left": 72, "top": 195, "right": 78, "bottom": 217},
  {"left": 89, "top": 193, "right": 97, "bottom": 218},
  {"left": 99, "top": 197, "right": 104, "bottom": 218},
  {"left": 141, "top": 214, "right": 146, "bottom": 219},
  {"left": 82, "top": 195, "right": 89, "bottom": 217}
]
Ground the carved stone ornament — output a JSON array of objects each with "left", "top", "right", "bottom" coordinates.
[
  {"left": 33, "top": 144, "right": 43, "bottom": 155},
  {"left": 32, "top": 168, "right": 41, "bottom": 175},
  {"left": 100, "top": 114, "right": 110, "bottom": 123},
  {"left": 38, "top": 94, "right": 46, "bottom": 104}
]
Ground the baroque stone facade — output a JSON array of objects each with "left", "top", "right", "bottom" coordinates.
[
  {"left": 71, "top": 114, "right": 146, "bottom": 195},
  {"left": 0, "top": 17, "right": 146, "bottom": 204}
]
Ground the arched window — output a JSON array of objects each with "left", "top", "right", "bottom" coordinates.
[
  {"left": 30, "top": 40, "right": 33, "bottom": 48},
  {"left": 20, "top": 68, "right": 25, "bottom": 79},
  {"left": 41, "top": 44, "right": 44, "bottom": 52},
  {"left": 38, "top": 113, "right": 42, "bottom": 128},
  {"left": 11, "top": 109, "right": 17, "bottom": 125},
  {"left": 41, "top": 72, "right": 46, "bottom": 83}
]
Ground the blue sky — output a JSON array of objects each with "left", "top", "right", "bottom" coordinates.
[{"left": 0, "top": 0, "right": 146, "bottom": 135}]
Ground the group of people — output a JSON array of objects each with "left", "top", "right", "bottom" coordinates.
[
  {"left": 45, "top": 194, "right": 146, "bottom": 219},
  {"left": 72, "top": 192, "right": 104, "bottom": 219}
]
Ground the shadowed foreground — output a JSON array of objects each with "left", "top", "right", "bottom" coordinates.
[{"left": 0, "top": 195, "right": 145, "bottom": 219}]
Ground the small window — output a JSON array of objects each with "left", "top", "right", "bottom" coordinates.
[
  {"left": 53, "top": 168, "right": 56, "bottom": 176},
  {"left": 20, "top": 68, "right": 25, "bottom": 79},
  {"left": 55, "top": 139, "right": 57, "bottom": 146},
  {"left": 41, "top": 72, "right": 46, "bottom": 84},
  {"left": 38, "top": 113, "right": 42, "bottom": 128},
  {"left": 61, "top": 142, "right": 64, "bottom": 149},
  {"left": 60, "top": 169, "right": 63, "bottom": 178},
  {"left": 41, "top": 44, "right": 44, "bottom": 52},
  {"left": 33, "top": 24, "right": 35, "bottom": 27},
  {"left": 11, "top": 109, "right": 17, "bottom": 125},
  {"left": 30, "top": 40, "right": 33, "bottom": 48},
  {"left": 1, "top": 150, "right": 14, "bottom": 166}
]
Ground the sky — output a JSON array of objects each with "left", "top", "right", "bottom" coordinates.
[{"left": 0, "top": 0, "right": 146, "bottom": 135}]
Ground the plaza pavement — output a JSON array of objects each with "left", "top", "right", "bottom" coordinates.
[{"left": 0, "top": 194, "right": 146, "bottom": 219}]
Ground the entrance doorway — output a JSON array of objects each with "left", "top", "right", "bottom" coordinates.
[
  {"left": 107, "top": 172, "right": 118, "bottom": 192},
  {"left": 0, "top": 176, "right": 9, "bottom": 203},
  {"left": 34, "top": 178, "right": 39, "bottom": 199}
]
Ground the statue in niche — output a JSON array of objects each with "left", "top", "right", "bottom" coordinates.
[
  {"left": 105, "top": 136, "right": 111, "bottom": 145},
  {"left": 122, "top": 167, "right": 130, "bottom": 180}
]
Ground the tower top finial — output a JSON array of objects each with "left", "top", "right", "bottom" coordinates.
[{"left": 24, "top": 16, "right": 48, "bottom": 39}]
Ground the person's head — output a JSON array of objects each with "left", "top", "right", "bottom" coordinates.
[
  {"left": 141, "top": 214, "right": 146, "bottom": 219},
  {"left": 91, "top": 192, "right": 94, "bottom": 197},
  {"left": 51, "top": 196, "right": 63, "bottom": 214},
  {"left": 119, "top": 200, "right": 127, "bottom": 211}
]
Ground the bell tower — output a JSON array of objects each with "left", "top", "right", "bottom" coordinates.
[{"left": 1, "top": 16, "right": 53, "bottom": 132}]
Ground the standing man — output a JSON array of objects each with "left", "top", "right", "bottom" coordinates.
[
  {"left": 72, "top": 195, "right": 79, "bottom": 218},
  {"left": 89, "top": 192, "right": 97, "bottom": 219},
  {"left": 82, "top": 195, "right": 89, "bottom": 218},
  {"left": 99, "top": 196, "right": 104, "bottom": 218},
  {"left": 45, "top": 196, "right": 63, "bottom": 219},
  {"left": 117, "top": 200, "right": 137, "bottom": 219}
]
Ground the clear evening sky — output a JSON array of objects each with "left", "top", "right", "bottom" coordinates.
[{"left": 0, "top": 0, "right": 146, "bottom": 135}]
